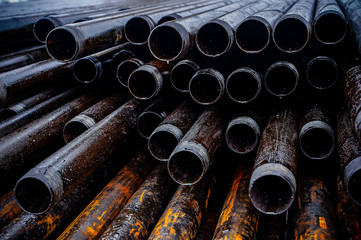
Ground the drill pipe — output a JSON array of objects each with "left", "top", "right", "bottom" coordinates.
[
  {"left": 73, "top": 43, "right": 130, "bottom": 84},
  {"left": 168, "top": 106, "right": 223, "bottom": 185},
  {"left": 256, "top": 214, "right": 286, "bottom": 240},
  {"left": 195, "top": 1, "right": 272, "bottom": 57},
  {"left": 299, "top": 103, "right": 335, "bottom": 160},
  {"left": 137, "top": 95, "right": 181, "bottom": 139},
  {"left": 226, "top": 67, "right": 262, "bottom": 104},
  {"left": 235, "top": 0, "right": 296, "bottom": 53},
  {"left": 170, "top": 59, "right": 202, "bottom": 93},
  {"left": 0, "top": 190, "right": 22, "bottom": 230},
  {"left": 63, "top": 93, "right": 126, "bottom": 143},
  {"left": 125, "top": 0, "right": 229, "bottom": 45},
  {"left": 264, "top": 61, "right": 299, "bottom": 98},
  {"left": 0, "top": 91, "right": 100, "bottom": 177},
  {"left": 99, "top": 164, "right": 177, "bottom": 240},
  {"left": 14, "top": 98, "right": 148, "bottom": 214},
  {"left": 293, "top": 175, "right": 336, "bottom": 239},
  {"left": 306, "top": 56, "right": 338, "bottom": 90},
  {"left": 343, "top": 64, "right": 361, "bottom": 144},
  {"left": 213, "top": 163, "right": 259, "bottom": 240},
  {"left": 336, "top": 106, "right": 361, "bottom": 206},
  {"left": 0, "top": 86, "right": 85, "bottom": 138},
  {"left": 225, "top": 105, "right": 264, "bottom": 154},
  {"left": 148, "top": 100, "right": 203, "bottom": 161},
  {"left": 128, "top": 59, "right": 174, "bottom": 100},
  {"left": 249, "top": 106, "right": 298, "bottom": 215},
  {"left": 148, "top": 173, "right": 216, "bottom": 240},
  {"left": 0, "top": 59, "right": 75, "bottom": 108},
  {"left": 116, "top": 58, "right": 145, "bottom": 87},
  {"left": 313, "top": 0, "right": 347, "bottom": 44},
  {"left": 148, "top": 0, "right": 257, "bottom": 61},
  {"left": 111, "top": 49, "right": 135, "bottom": 73},
  {"left": 0, "top": 45, "right": 48, "bottom": 74},
  {"left": 273, "top": 0, "right": 316, "bottom": 53},
  {"left": 337, "top": 0, "right": 361, "bottom": 55},
  {"left": 56, "top": 149, "right": 155, "bottom": 240}
]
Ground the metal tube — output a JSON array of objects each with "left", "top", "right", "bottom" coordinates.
[
  {"left": 256, "top": 214, "right": 286, "bottom": 240},
  {"left": 111, "top": 49, "right": 135, "bottom": 73},
  {"left": 213, "top": 163, "right": 259, "bottom": 240},
  {"left": 128, "top": 60, "right": 174, "bottom": 100},
  {"left": 56, "top": 149, "right": 155, "bottom": 240},
  {"left": 264, "top": 61, "right": 299, "bottom": 98},
  {"left": 116, "top": 58, "right": 144, "bottom": 87},
  {"left": 0, "top": 59, "right": 75, "bottom": 108},
  {"left": 0, "top": 190, "right": 22, "bottom": 230},
  {"left": 226, "top": 67, "right": 262, "bottom": 104},
  {"left": 0, "top": 45, "right": 48, "bottom": 74},
  {"left": 148, "top": 100, "right": 203, "bottom": 161},
  {"left": 99, "top": 164, "right": 177, "bottom": 240},
  {"left": 63, "top": 93, "right": 126, "bottom": 143},
  {"left": 73, "top": 43, "right": 130, "bottom": 84},
  {"left": 306, "top": 56, "right": 338, "bottom": 90},
  {"left": 170, "top": 59, "right": 201, "bottom": 93},
  {"left": 336, "top": 105, "right": 361, "bottom": 206},
  {"left": 249, "top": 106, "right": 298, "bottom": 215},
  {"left": 0, "top": 91, "right": 101, "bottom": 178},
  {"left": 235, "top": 0, "right": 296, "bottom": 53},
  {"left": 148, "top": 0, "right": 257, "bottom": 61},
  {"left": 168, "top": 106, "right": 223, "bottom": 185},
  {"left": 137, "top": 95, "right": 181, "bottom": 139},
  {"left": 148, "top": 173, "right": 216, "bottom": 240},
  {"left": 14, "top": 98, "right": 148, "bottom": 214},
  {"left": 273, "top": 0, "right": 316, "bottom": 53},
  {"left": 0, "top": 86, "right": 85, "bottom": 138},
  {"left": 299, "top": 103, "right": 335, "bottom": 160}
]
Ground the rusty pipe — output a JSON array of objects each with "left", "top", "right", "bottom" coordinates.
[
  {"left": 116, "top": 58, "right": 145, "bottom": 87},
  {"left": 148, "top": 100, "right": 203, "bottom": 161},
  {"left": 14, "top": 98, "right": 148, "bottom": 214},
  {"left": 249, "top": 106, "right": 298, "bottom": 215},
  {"left": 0, "top": 190, "right": 22, "bottom": 230},
  {"left": 168, "top": 106, "right": 223, "bottom": 185}
]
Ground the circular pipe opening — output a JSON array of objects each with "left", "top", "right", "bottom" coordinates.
[
  {"left": 314, "top": 12, "right": 346, "bottom": 44},
  {"left": 226, "top": 69, "right": 261, "bottom": 103},
  {"left": 273, "top": 17, "right": 309, "bottom": 52},
  {"left": 137, "top": 112, "right": 163, "bottom": 139},
  {"left": 348, "top": 169, "right": 361, "bottom": 205},
  {"left": 265, "top": 62, "right": 298, "bottom": 97},
  {"left": 73, "top": 58, "right": 98, "bottom": 83},
  {"left": 149, "top": 130, "right": 179, "bottom": 161},
  {"left": 46, "top": 28, "right": 77, "bottom": 61},
  {"left": 300, "top": 125, "right": 334, "bottom": 159},
  {"left": 226, "top": 122, "right": 258, "bottom": 154},
  {"left": 111, "top": 50, "right": 135, "bottom": 73},
  {"left": 168, "top": 150, "right": 204, "bottom": 185},
  {"left": 189, "top": 71, "right": 223, "bottom": 105},
  {"left": 306, "top": 57, "right": 338, "bottom": 90},
  {"left": 171, "top": 61, "right": 198, "bottom": 92},
  {"left": 15, "top": 177, "right": 52, "bottom": 214},
  {"left": 196, "top": 22, "right": 231, "bottom": 57},
  {"left": 34, "top": 18, "right": 56, "bottom": 43},
  {"left": 117, "top": 60, "right": 142, "bottom": 87},
  {"left": 236, "top": 19, "right": 270, "bottom": 52},
  {"left": 125, "top": 16, "right": 153, "bottom": 45},
  {"left": 63, "top": 120, "right": 89, "bottom": 143},
  {"left": 128, "top": 70, "right": 157, "bottom": 99}
]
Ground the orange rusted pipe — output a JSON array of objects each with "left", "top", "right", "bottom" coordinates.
[
  {"left": 57, "top": 149, "right": 155, "bottom": 240},
  {"left": 0, "top": 190, "right": 22, "bottom": 230}
]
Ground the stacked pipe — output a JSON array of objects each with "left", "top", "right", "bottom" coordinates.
[{"left": 1, "top": 0, "right": 361, "bottom": 238}]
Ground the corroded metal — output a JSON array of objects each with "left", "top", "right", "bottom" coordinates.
[
  {"left": 256, "top": 214, "right": 286, "bottom": 240},
  {"left": 0, "top": 190, "right": 22, "bottom": 230}
]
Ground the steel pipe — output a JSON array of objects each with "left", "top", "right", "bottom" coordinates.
[
  {"left": 111, "top": 49, "right": 135, "bottom": 73},
  {"left": 306, "top": 56, "right": 338, "bottom": 90},
  {"left": 170, "top": 59, "right": 202, "bottom": 93},
  {"left": 0, "top": 190, "right": 22, "bottom": 230},
  {"left": 116, "top": 58, "right": 145, "bottom": 87}
]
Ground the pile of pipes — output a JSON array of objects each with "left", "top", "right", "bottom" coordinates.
[{"left": 1, "top": 0, "right": 361, "bottom": 238}]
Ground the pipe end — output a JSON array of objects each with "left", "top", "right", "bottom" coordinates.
[
  {"left": 63, "top": 114, "right": 96, "bottom": 143},
  {"left": 170, "top": 59, "right": 200, "bottom": 93},
  {"left": 306, "top": 56, "right": 338, "bottom": 90},
  {"left": 33, "top": 16, "right": 63, "bottom": 43},
  {"left": 73, "top": 56, "right": 103, "bottom": 83},
  {"left": 125, "top": 15, "right": 155, "bottom": 45},
  {"left": 345, "top": 157, "right": 361, "bottom": 206},
  {"left": 116, "top": 58, "right": 144, "bottom": 87}
]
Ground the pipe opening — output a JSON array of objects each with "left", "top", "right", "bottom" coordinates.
[
  {"left": 46, "top": 28, "right": 77, "bottom": 61},
  {"left": 168, "top": 151, "right": 204, "bottom": 184},
  {"left": 226, "top": 70, "right": 260, "bottom": 103},
  {"left": 196, "top": 22, "right": 230, "bottom": 56},
  {"left": 73, "top": 58, "right": 97, "bottom": 83},
  {"left": 149, "top": 130, "right": 179, "bottom": 160},
  {"left": 226, "top": 123, "right": 258, "bottom": 153},
  {"left": 307, "top": 58, "right": 337, "bottom": 90},
  {"left": 34, "top": 18, "right": 56, "bottom": 42},
  {"left": 111, "top": 50, "right": 134, "bottom": 73},
  {"left": 250, "top": 175, "right": 293, "bottom": 214},
  {"left": 190, "top": 73, "right": 222, "bottom": 104},
  {"left": 274, "top": 18, "right": 308, "bottom": 52},
  {"left": 125, "top": 17, "right": 152, "bottom": 44},
  {"left": 265, "top": 64, "right": 298, "bottom": 97},
  {"left": 348, "top": 169, "right": 361, "bottom": 205},
  {"left": 128, "top": 70, "right": 157, "bottom": 99},
  {"left": 117, "top": 60, "right": 141, "bottom": 87},
  {"left": 315, "top": 13, "right": 346, "bottom": 44},
  {"left": 15, "top": 177, "right": 52, "bottom": 213},
  {"left": 158, "top": 15, "right": 177, "bottom": 25},
  {"left": 171, "top": 62, "right": 198, "bottom": 92},
  {"left": 63, "top": 120, "right": 89, "bottom": 143},
  {"left": 149, "top": 25, "right": 183, "bottom": 60},
  {"left": 300, "top": 127, "right": 334, "bottom": 159},
  {"left": 236, "top": 19, "right": 269, "bottom": 52},
  {"left": 137, "top": 112, "right": 163, "bottom": 138}
]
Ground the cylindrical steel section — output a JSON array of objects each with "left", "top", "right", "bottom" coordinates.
[
  {"left": 170, "top": 59, "right": 201, "bottom": 93},
  {"left": 249, "top": 106, "right": 298, "bottom": 214},
  {"left": 116, "top": 58, "right": 144, "bottom": 87},
  {"left": 111, "top": 49, "right": 135, "bottom": 73},
  {"left": 306, "top": 56, "right": 338, "bottom": 90},
  {"left": 0, "top": 190, "right": 22, "bottom": 230}
]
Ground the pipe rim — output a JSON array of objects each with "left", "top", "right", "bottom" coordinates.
[
  {"left": 63, "top": 114, "right": 96, "bottom": 143},
  {"left": 73, "top": 56, "right": 103, "bottom": 84},
  {"left": 306, "top": 56, "right": 338, "bottom": 90},
  {"left": 116, "top": 58, "right": 144, "bottom": 87},
  {"left": 314, "top": 10, "right": 347, "bottom": 45},
  {"left": 125, "top": 15, "right": 156, "bottom": 45},
  {"left": 170, "top": 59, "right": 200, "bottom": 93}
]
